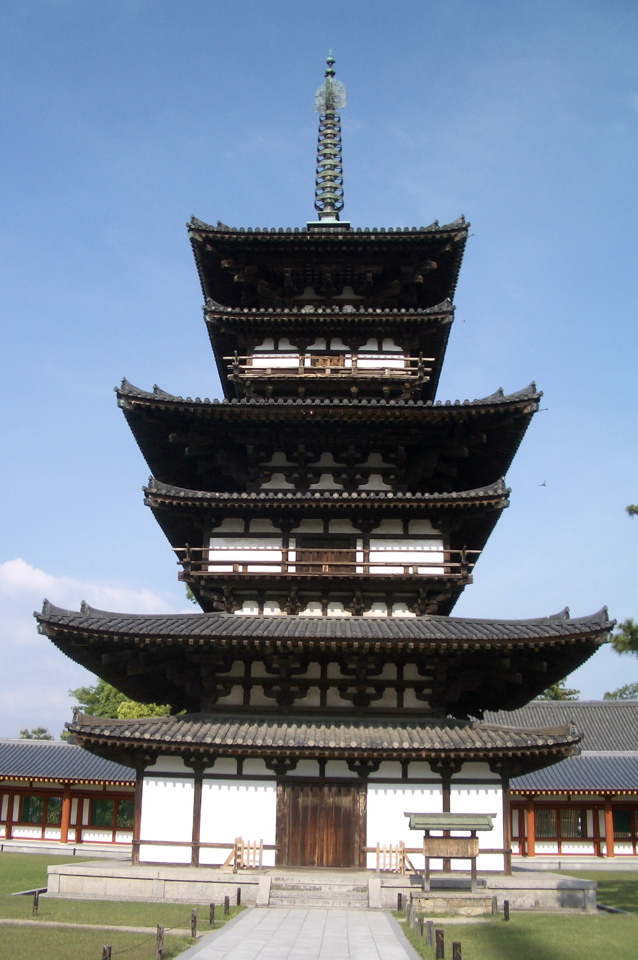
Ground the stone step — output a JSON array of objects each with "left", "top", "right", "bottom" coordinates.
[
  {"left": 271, "top": 883, "right": 368, "bottom": 894},
  {"left": 269, "top": 897, "right": 370, "bottom": 909}
]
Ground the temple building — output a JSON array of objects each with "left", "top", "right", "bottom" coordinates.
[{"left": 36, "top": 58, "right": 612, "bottom": 874}]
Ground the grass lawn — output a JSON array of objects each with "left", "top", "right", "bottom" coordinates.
[
  {"left": 0, "top": 852, "right": 242, "bottom": 960},
  {"left": 399, "top": 872, "right": 638, "bottom": 960},
  {"left": 0, "top": 927, "right": 193, "bottom": 960},
  {"left": 556, "top": 870, "right": 638, "bottom": 913},
  {"left": 401, "top": 912, "right": 638, "bottom": 960}
]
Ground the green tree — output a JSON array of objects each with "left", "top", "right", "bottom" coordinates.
[
  {"left": 69, "top": 678, "right": 129, "bottom": 718},
  {"left": 611, "top": 618, "right": 638, "bottom": 655},
  {"left": 536, "top": 680, "right": 580, "bottom": 701},
  {"left": 626, "top": 505, "right": 638, "bottom": 517},
  {"left": 117, "top": 700, "right": 171, "bottom": 719},
  {"left": 69, "top": 678, "right": 170, "bottom": 719},
  {"left": 603, "top": 682, "right": 638, "bottom": 700},
  {"left": 19, "top": 726, "right": 53, "bottom": 739}
]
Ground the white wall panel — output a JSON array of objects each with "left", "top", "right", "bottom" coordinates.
[
  {"left": 366, "top": 783, "right": 442, "bottom": 868},
  {"left": 451, "top": 780, "right": 504, "bottom": 871},
  {"left": 199, "top": 780, "right": 276, "bottom": 866},
  {"left": 139, "top": 776, "right": 194, "bottom": 864}
]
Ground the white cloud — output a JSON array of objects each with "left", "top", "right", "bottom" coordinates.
[{"left": 0, "top": 558, "right": 179, "bottom": 738}]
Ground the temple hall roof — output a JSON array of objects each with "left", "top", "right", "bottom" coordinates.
[
  {"left": 0, "top": 737, "right": 134, "bottom": 784},
  {"left": 68, "top": 710, "right": 579, "bottom": 774},
  {"left": 486, "top": 701, "right": 638, "bottom": 794}
]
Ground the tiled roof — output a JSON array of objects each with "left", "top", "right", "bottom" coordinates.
[
  {"left": 0, "top": 738, "right": 134, "bottom": 784},
  {"left": 37, "top": 605, "right": 612, "bottom": 648},
  {"left": 188, "top": 216, "right": 469, "bottom": 237},
  {"left": 118, "top": 380, "right": 540, "bottom": 413},
  {"left": 485, "top": 701, "right": 638, "bottom": 753},
  {"left": 510, "top": 754, "right": 638, "bottom": 793},
  {"left": 69, "top": 712, "right": 579, "bottom": 762},
  {"left": 202, "top": 297, "right": 455, "bottom": 319},
  {"left": 144, "top": 478, "right": 510, "bottom": 508}
]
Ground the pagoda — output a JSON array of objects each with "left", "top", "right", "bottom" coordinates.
[{"left": 37, "top": 58, "right": 611, "bottom": 873}]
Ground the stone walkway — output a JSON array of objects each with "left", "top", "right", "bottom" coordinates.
[{"left": 178, "top": 908, "right": 419, "bottom": 960}]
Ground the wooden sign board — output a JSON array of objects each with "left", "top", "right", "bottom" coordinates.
[{"left": 422, "top": 836, "right": 479, "bottom": 859}]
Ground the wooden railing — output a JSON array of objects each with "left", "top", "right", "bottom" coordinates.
[
  {"left": 225, "top": 352, "right": 433, "bottom": 381},
  {"left": 176, "top": 546, "right": 478, "bottom": 579}
]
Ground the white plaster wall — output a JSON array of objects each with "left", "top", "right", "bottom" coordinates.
[
  {"left": 324, "top": 761, "right": 359, "bottom": 779},
  {"left": 369, "top": 761, "right": 403, "bottom": 780},
  {"left": 292, "top": 760, "right": 321, "bottom": 777},
  {"left": 139, "top": 776, "right": 194, "bottom": 864},
  {"left": 366, "top": 784, "right": 443, "bottom": 869},
  {"left": 208, "top": 538, "right": 283, "bottom": 573},
  {"left": 451, "top": 780, "right": 504, "bottom": 871},
  {"left": 1, "top": 795, "right": 8, "bottom": 820},
  {"left": 199, "top": 780, "right": 277, "bottom": 866},
  {"left": 368, "top": 539, "right": 444, "bottom": 575},
  {"left": 146, "top": 756, "right": 190, "bottom": 775}
]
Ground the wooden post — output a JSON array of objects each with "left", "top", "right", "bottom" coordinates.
[
  {"left": 224, "top": 895, "right": 230, "bottom": 915},
  {"left": 525, "top": 797, "right": 535, "bottom": 857},
  {"left": 32, "top": 891, "right": 39, "bottom": 915},
  {"left": 418, "top": 916, "right": 424, "bottom": 936},
  {"left": 604, "top": 799, "right": 615, "bottom": 857},
  {"left": 236, "top": 886, "right": 241, "bottom": 906},
  {"left": 102, "top": 948, "right": 112, "bottom": 960},
  {"left": 397, "top": 892, "right": 403, "bottom": 911},
  {"left": 426, "top": 920, "right": 434, "bottom": 946},
  {"left": 191, "top": 768, "right": 203, "bottom": 867},
  {"left": 504, "top": 899, "right": 510, "bottom": 921},
  {"left": 190, "top": 909, "right": 197, "bottom": 938},
  {"left": 452, "top": 943, "right": 462, "bottom": 960},
  {"left": 155, "top": 924, "right": 164, "bottom": 959},
  {"left": 60, "top": 786, "right": 72, "bottom": 844},
  {"left": 5, "top": 792, "right": 15, "bottom": 840},
  {"left": 209, "top": 903, "right": 215, "bottom": 926},
  {"left": 435, "top": 928, "right": 445, "bottom": 959}
]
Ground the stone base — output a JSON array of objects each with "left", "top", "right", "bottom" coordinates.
[
  {"left": 376, "top": 871, "right": 597, "bottom": 912},
  {"left": 46, "top": 861, "right": 597, "bottom": 913},
  {"left": 413, "top": 893, "right": 495, "bottom": 916}
]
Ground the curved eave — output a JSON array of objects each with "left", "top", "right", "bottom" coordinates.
[
  {"left": 188, "top": 216, "right": 469, "bottom": 308},
  {"left": 36, "top": 603, "right": 613, "bottom": 647},
  {"left": 116, "top": 381, "right": 540, "bottom": 493},
  {"left": 67, "top": 711, "right": 579, "bottom": 775},
  {"left": 117, "top": 380, "right": 540, "bottom": 419}
]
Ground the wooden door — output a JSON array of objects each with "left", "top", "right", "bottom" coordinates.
[
  {"left": 296, "top": 536, "right": 356, "bottom": 574},
  {"left": 276, "top": 782, "right": 366, "bottom": 867}
]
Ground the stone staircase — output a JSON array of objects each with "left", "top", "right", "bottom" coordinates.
[{"left": 267, "top": 872, "right": 370, "bottom": 909}]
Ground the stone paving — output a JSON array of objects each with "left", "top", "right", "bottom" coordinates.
[{"left": 178, "top": 907, "right": 419, "bottom": 960}]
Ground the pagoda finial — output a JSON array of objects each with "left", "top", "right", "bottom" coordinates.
[{"left": 313, "top": 54, "right": 346, "bottom": 222}]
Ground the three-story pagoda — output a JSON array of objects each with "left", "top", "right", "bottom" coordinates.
[{"left": 37, "top": 59, "right": 611, "bottom": 871}]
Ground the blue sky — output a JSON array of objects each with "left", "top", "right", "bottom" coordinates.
[{"left": 1, "top": 1, "right": 637, "bottom": 736}]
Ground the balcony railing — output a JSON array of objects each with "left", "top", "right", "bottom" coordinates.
[
  {"left": 225, "top": 352, "right": 433, "bottom": 382},
  {"left": 176, "top": 546, "right": 477, "bottom": 579}
]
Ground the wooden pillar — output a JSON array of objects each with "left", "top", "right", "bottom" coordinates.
[
  {"left": 5, "top": 792, "right": 15, "bottom": 840},
  {"left": 60, "top": 786, "right": 72, "bottom": 843},
  {"left": 604, "top": 798, "right": 615, "bottom": 858},
  {"left": 525, "top": 796, "right": 535, "bottom": 857},
  {"left": 191, "top": 766, "right": 204, "bottom": 867},
  {"left": 132, "top": 765, "right": 145, "bottom": 866}
]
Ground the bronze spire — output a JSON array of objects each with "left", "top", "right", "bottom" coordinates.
[{"left": 313, "top": 55, "right": 346, "bottom": 222}]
